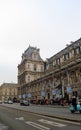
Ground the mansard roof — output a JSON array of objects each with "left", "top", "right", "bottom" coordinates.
[
  {"left": 0, "top": 83, "right": 18, "bottom": 87},
  {"left": 22, "top": 45, "right": 43, "bottom": 61},
  {"left": 47, "top": 37, "right": 81, "bottom": 62}
]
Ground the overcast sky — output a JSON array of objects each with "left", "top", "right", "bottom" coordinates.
[{"left": 0, "top": 0, "right": 81, "bottom": 85}]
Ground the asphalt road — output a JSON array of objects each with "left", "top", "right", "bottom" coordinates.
[
  {"left": 1, "top": 103, "right": 81, "bottom": 122},
  {"left": 0, "top": 104, "right": 81, "bottom": 130}
]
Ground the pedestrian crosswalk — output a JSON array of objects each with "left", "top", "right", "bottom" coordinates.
[
  {"left": 15, "top": 116, "right": 67, "bottom": 130},
  {"left": 26, "top": 121, "right": 50, "bottom": 130},
  {"left": 38, "top": 119, "right": 66, "bottom": 127},
  {"left": 25, "top": 118, "right": 66, "bottom": 130}
]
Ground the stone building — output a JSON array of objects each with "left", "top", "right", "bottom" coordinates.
[
  {"left": 18, "top": 45, "right": 44, "bottom": 99},
  {"left": 0, "top": 83, "right": 18, "bottom": 102},
  {"left": 18, "top": 38, "right": 81, "bottom": 101}
]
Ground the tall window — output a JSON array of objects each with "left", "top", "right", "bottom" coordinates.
[
  {"left": 34, "top": 64, "right": 37, "bottom": 71},
  {"left": 65, "top": 53, "right": 69, "bottom": 60}
]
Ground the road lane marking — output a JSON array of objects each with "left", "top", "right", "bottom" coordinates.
[
  {"left": 15, "top": 117, "right": 24, "bottom": 120},
  {"left": 38, "top": 119, "right": 66, "bottom": 127},
  {"left": 26, "top": 121, "right": 50, "bottom": 130},
  {"left": 35, "top": 114, "right": 81, "bottom": 125}
]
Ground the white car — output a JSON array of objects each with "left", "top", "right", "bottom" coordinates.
[{"left": 8, "top": 100, "right": 13, "bottom": 104}]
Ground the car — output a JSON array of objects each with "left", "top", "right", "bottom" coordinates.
[
  {"left": 20, "top": 100, "right": 29, "bottom": 106},
  {"left": 8, "top": 100, "right": 13, "bottom": 104},
  {"left": 4, "top": 100, "right": 8, "bottom": 104},
  {"left": 0, "top": 100, "right": 2, "bottom": 104}
]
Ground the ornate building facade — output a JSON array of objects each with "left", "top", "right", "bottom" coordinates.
[
  {"left": 18, "top": 38, "right": 81, "bottom": 101},
  {"left": 18, "top": 46, "right": 44, "bottom": 99},
  {"left": 0, "top": 83, "right": 18, "bottom": 101}
]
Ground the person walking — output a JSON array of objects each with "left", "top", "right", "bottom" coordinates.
[{"left": 72, "top": 96, "right": 77, "bottom": 110}]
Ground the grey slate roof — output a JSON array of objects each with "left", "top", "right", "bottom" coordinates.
[
  {"left": 1, "top": 83, "right": 18, "bottom": 87},
  {"left": 47, "top": 37, "right": 81, "bottom": 62},
  {"left": 22, "top": 45, "right": 43, "bottom": 61}
]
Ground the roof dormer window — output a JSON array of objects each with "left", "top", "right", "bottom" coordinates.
[
  {"left": 32, "top": 52, "right": 38, "bottom": 60},
  {"left": 56, "top": 58, "right": 60, "bottom": 64},
  {"left": 75, "top": 47, "right": 80, "bottom": 54},
  {"left": 34, "top": 53, "right": 37, "bottom": 59}
]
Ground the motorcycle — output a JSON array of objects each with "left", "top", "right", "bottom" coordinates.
[{"left": 70, "top": 102, "right": 81, "bottom": 113}]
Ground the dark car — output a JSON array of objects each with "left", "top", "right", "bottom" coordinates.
[{"left": 20, "top": 100, "right": 29, "bottom": 106}]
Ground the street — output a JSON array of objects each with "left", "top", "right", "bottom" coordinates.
[
  {"left": 0, "top": 104, "right": 81, "bottom": 130},
  {"left": 1, "top": 103, "right": 81, "bottom": 122}
]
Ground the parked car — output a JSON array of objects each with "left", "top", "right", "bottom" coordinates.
[
  {"left": 8, "top": 100, "right": 13, "bottom": 104},
  {"left": 0, "top": 100, "right": 2, "bottom": 104},
  {"left": 20, "top": 100, "right": 29, "bottom": 106},
  {"left": 4, "top": 100, "right": 8, "bottom": 104}
]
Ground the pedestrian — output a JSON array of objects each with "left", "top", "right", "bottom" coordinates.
[{"left": 72, "top": 96, "right": 77, "bottom": 110}]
